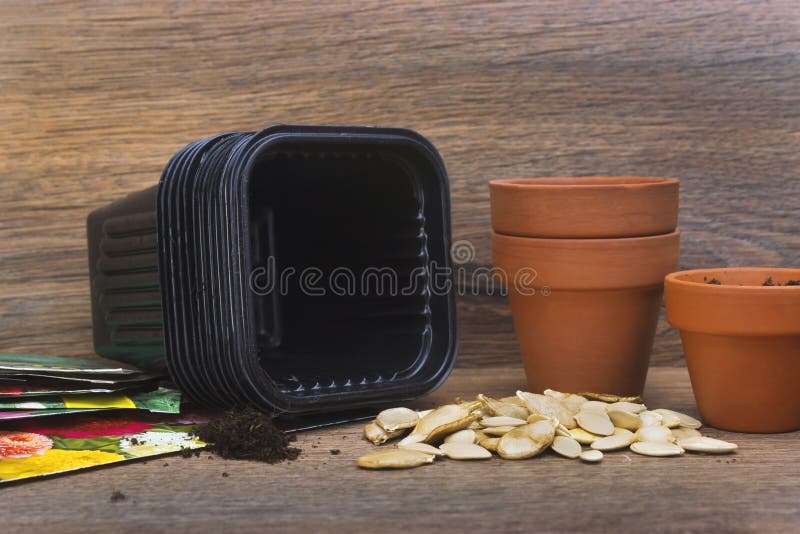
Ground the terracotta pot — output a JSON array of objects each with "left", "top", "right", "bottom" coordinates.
[
  {"left": 489, "top": 177, "right": 679, "bottom": 238},
  {"left": 665, "top": 268, "right": 800, "bottom": 433},
  {"left": 492, "top": 231, "right": 680, "bottom": 396}
]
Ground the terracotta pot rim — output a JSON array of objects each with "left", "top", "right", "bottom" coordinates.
[
  {"left": 665, "top": 267, "right": 800, "bottom": 293},
  {"left": 489, "top": 176, "right": 679, "bottom": 190},
  {"left": 492, "top": 229, "right": 681, "bottom": 245}
]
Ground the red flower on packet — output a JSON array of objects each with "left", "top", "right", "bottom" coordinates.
[
  {"left": 0, "top": 432, "right": 54, "bottom": 458},
  {"left": 20, "top": 417, "right": 154, "bottom": 439}
]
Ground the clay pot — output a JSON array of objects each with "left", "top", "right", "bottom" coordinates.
[
  {"left": 489, "top": 177, "right": 679, "bottom": 238},
  {"left": 492, "top": 231, "right": 680, "bottom": 396},
  {"left": 665, "top": 268, "right": 800, "bottom": 432}
]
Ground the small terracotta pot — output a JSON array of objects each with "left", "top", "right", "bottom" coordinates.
[
  {"left": 665, "top": 268, "right": 800, "bottom": 433},
  {"left": 489, "top": 177, "right": 679, "bottom": 238},
  {"left": 492, "top": 231, "right": 680, "bottom": 396}
]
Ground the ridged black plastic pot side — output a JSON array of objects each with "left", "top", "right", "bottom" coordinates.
[{"left": 86, "top": 185, "right": 166, "bottom": 373}]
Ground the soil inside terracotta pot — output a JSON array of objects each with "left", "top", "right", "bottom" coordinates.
[
  {"left": 195, "top": 407, "right": 301, "bottom": 463},
  {"left": 702, "top": 276, "right": 800, "bottom": 286}
]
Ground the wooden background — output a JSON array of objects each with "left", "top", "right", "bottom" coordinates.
[{"left": 1, "top": 0, "right": 799, "bottom": 369}]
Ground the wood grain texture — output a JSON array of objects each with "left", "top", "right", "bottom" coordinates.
[
  {"left": 3, "top": 367, "right": 799, "bottom": 533},
  {"left": 1, "top": 1, "right": 799, "bottom": 366}
]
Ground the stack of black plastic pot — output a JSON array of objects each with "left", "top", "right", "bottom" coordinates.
[{"left": 87, "top": 125, "right": 457, "bottom": 414}]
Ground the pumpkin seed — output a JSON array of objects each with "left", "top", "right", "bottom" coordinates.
[
  {"left": 444, "top": 429, "right": 478, "bottom": 444},
  {"left": 575, "top": 411, "right": 614, "bottom": 436},
  {"left": 609, "top": 401, "right": 647, "bottom": 414},
  {"left": 398, "top": 433, "right": 426, "bottom": 447},
  {"left": 551, "top": 435, "right": 582, "bottom": 458},
  {"left": 678, "top": 436, "right": 737, "bottom": 454},
  {"left": 417, "top": 409, "right": 434, "bottom": 418},
  {"left": 569, "top": 427, "right": 600, "bottom": 445},
  {"left": 652, "top": 409, "right": 681, "bottom": 428},
  {"left": 607, "top": 409, "right": 642, "bottom": 431},
  {"left": 578, "top": 392, "right": 643, "bottom": 404},
  {"left": 671, "top": 427, "right": 702, "bottom": 441},
  {"left": 376, "top": 407, "right": 419, "bottom": 432},
  {"left": 500, "top": 395, "right": 529, "bottom": 408},
  {"left": 635, "top": 425, "right": 675, "bottom": 444},
  {"left": 497, "top": 420, "right": 556, "bottom": 460},
  {"left": 516, "top": 391, "right": 576, "bottom": 428},
  {"left": 425, "top": 412, "right": 482, "bottom": 444},
  {"left": 580, "top": 401, "right": 609, "bottom": 414},
  {"left": 639, "top": 411, "right": 663, "bottom": 427},
  {"left": 654, "top": 408, "right": 702, "bottom": 429},
  {"left": 478, "top": 394, "right": 529, "bottom": 420},
  {"left": 580, "top": 449, "right": 603, "bottom": 463},
  {"left": 364, "top": 421, "right": 404, "bottom": 445},
  {"left": 439, "top": 442, "right": 492, "bottom": 460},
  {"left": 630, "top": 441, "right": 684, "bottom": 457},
  {"left": 483, "top": 425, "right": 517, "bottom": 436},
  {"left": 478, "top": 436, "right": 501, "bottom": 452},
  {"left": 398, "top": 442, "right": 445, "bottom": 456},
  {"left": 357, "top": 449, "right": 436, "bottom": 469},
  {"left": 481, "top": 416, "right": 527, "bottom": 427},
  {"left": 591, "top": 428, "right": 635, "bottom": 451}
]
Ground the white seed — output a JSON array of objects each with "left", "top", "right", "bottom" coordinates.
[
  {"left": 591, "top": 429, "right": 635, "bottom": 451},
  {"left": 478, "top": 394, "right": 529, "bottom": 420},
  {"left": 376, "top": 407, "right": 419, "bottom": 432},
  {"left": 671, "top": 427, "right": 702, "bottom": 441},
  {"left": 412, "top": 404, "right": 469, "bottom": 437},
  {"left": 551, "top": 436, "right": 582, "bottom": 459},
  {"left": 439, "top": 442, "right": 492, "bottom": 460},
  {"left": 635, "top": 425, "right": 675, "bottom": 444},
  {"left": 652, "top": 409, "right": 681, "bottom": 428},
  {"left": 575, "top": 411, "right": 614, "bottom": 436},
  {"left": 357, "top": 449, "right": 435, "bottom": 469},
  {"left": 580, "top": 449, "right": 604, "bottom": 463},
  {"left": 609, "top": 401, "right": 647, "bottom": 414},
  {"left": 607, "top": 409, "right": 642, "bottom": 431},
  {"left": 545, "top": 390, "right": 588, "bottom": 415},
  {"left": 398, "top": 433, "right": 426, "bottom": 447},
  {"left": 481, "top": 416, "right": 527, "bottom": 427},
  {"left": 639, "top": 411, "right": 663, "bottom": 427},
  {"left": 364, "top": 421, "right": 404, "bottom": 445},
  {"left": 655, "top": 408, "right": 702, "bottom": 429},
  {"left": 416, "top": 409, "right": 434, "bottom": 418},
  {"left": 516, "top": 391, "right": 576, "bottom": 428},
  {"left": 398, "top": 442, "right": 445, "bottom": 456},
  {"left": 479, "top": 436, "right": 501, "bottom": 452},
  {"left": 444, "top": 429, "right": 477, "bottom": 444},
  {"left": 581, "top": 401, "right": 609, "bottom": 414},
  {"left": 482, "top": 425, "right": 517, "bottom": 436},
  {"left": 497, "top": 420, "right": 556, "bottom": 460},
  {"left": 569, "top": 427, "right": 600, "bottom": 445},
  {"left": 678, "top": 436, "right": 737, "bottom": 454},
  {"left": 630, "top": 441, "right": 684, "bottom": 457}
]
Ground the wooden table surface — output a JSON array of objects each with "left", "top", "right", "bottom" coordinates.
[
  {"left": 3, "top": 367, "right": 799, "bottom": 532},
  {"left": 1, "top": 1, "right": 799, "bottom": 531}
]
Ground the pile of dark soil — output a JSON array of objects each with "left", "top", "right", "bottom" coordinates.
[{"left": 196, "top": 407, "right": 301, "bottom": 464}]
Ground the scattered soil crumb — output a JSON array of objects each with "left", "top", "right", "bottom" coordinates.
[
  {"left": 763, "top": 276, "right": 775, "bottom": 286},
  {"left": 180, "top": 447, "right": 193, "bottom": 458},
  {"left": 329, "top": 449, "right": 341, "bottom": 455},
  {"left": 130, "top": 438, "right": 140, "bottom": 446},
  {"left": 707, "top": 278, "right": 721, "bottom": 285},
  {"left": 109, "top": 490, "right": 126, "bottom": 503},
  {"left": 196, "top": 407, "right": 301, "bottom": 464},
  {"left": 222, "top": 472, "right": 229, "bottom": 478},
  {"left": 786, "top": 280, "right": 800, "bottom": 286},
  {"left": 162, "top": 462, "right": 169, "bottom": 467}
]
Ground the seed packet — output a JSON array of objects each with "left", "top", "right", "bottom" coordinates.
[
  {"left": 0, "top": 353, "right": 144, "bottom": 375},
  {"left": 0, "top": 410, "right": 206, "bottom": 484},
  {"left": 0, "top": 388, "right": 181, "bottom": 414}
]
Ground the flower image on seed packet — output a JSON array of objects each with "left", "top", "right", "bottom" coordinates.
[{"left": 0, "top": 410, "right": 209, "bottom": 484}]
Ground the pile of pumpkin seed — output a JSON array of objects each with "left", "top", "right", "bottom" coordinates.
[{"left": 357, "top": 389, "right": 738, "bottom": 469}]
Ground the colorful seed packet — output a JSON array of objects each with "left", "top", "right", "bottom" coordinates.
[
  {"left": 0, "top": 410, "right": 208, "bottom": 484},
  {"left": 0, "top": 387, "right": 181, "bottom": 414},
  {"left": 0, "top": 353, "right": 145, "bottom": 375}
]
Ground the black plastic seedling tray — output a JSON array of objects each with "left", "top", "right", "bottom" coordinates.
[{"left": 87, "top": 125, "right": 457, "bottom": 413}]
